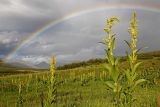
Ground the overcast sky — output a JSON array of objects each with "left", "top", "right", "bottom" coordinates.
[{"left": 0, "top": 0, "right": 160, "bottom": 65}]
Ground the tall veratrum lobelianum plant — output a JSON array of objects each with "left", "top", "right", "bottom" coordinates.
[
  {"left": 103, "top": 13, "right": 146, "bottom": 107},
  {"left": 46, "top": 54, "right": 57, "bottom": 107},
  {"left": 123, "top": 12, "right": 146, "bottom": 107},
  {"left": 103, "top": 17, "right": 123, "bottom": 106}
]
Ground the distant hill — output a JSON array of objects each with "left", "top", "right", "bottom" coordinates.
[
  {"left": 0, "top": 59, "right": 3, "bottom": 65},
  {"left": 0, "top": 50, "right": 160, "bottom": 71},
  {"left": 5, "top": 61, "right": 37, "bottom": 69},
  {"left": 0, "top": 64, "right": 34, "bottom": 76},
  {"left": 6, "top": 62, "right": 32, "bottom": 68},
  {"left": 138, "top": 50, "right": 160, "bottom": 59},
  {"left": 57, "top": 50, "right": 160, "bottom": 70},
  {"left": 0, "top": 59, "right": 49, "bottom": 69},
  {"left": 0, "top": 59, "right": 45, "bottom": 76},
  {"left": 35, "top": 61, "right": 49, "bottom": 69}
]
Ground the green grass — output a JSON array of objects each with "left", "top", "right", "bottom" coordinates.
[
  {"left": 0, "top": 56, "right": 160, "bottom": 106},
  {"left": 0, "top": 51, "right": 160, "bottom": 107},
  {"left": 0, "top": 76, "right": 159, "bottom": 107}
]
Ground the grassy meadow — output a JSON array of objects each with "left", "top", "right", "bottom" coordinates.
[
  {"left": 0, "top": 52, "right": 160, "bottom": 107},
  {"left": 1, "top": 14, "right": 160, "bottom": 107}
]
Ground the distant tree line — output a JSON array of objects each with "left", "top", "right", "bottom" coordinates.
[
  {"left": 56, "top": 58, "right": 107, "bottom": 70},
  {"left": 56, "top": 51, "right": 160, "bottom": 70},
  {"left": 56, "top": 57, "right": 128, "bottom": 70},
  {"left": 137, "top": 51, "right": 160, "bottom": 59}
]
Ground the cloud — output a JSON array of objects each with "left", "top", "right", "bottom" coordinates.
[
  {"left": 0, "top": 0, "right": 11, "bottom": 5},
  {"left": 0, "top": 0, "right": 160, "bottom": 65},
  {"left": 20, "top": 55, "right": 50, "bottom": 64},
  {"left": 0, "top": 31, "right": 27, "bottom": 57}
]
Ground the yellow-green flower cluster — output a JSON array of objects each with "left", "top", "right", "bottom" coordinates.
[
  {"left": 128, "top": 12, "right": 139, "bottom": 64},
  {"left": 50, "top": 54, "right": 56, "bottom": 77},
  {"left": 47, "top": 54, "right": 57, "bottom": 106},
  {"left": 107, "top": 17, "right": 120, "bottom": 29},
  {"left": 104, "top": 17, "right": 120, "bottom": 50},
  {"left": 128, "top": 13, "right": 138, "bottom": 49}
]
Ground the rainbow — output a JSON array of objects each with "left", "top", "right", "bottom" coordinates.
[{"left": 4, "top": 3, "right": 160, "bottom": 62}]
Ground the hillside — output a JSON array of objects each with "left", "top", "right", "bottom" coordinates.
[
  {"left": 0, "top": 50, "right": 160, "bottom": 76},
  {"left": 138, "top": 50, "right": 160, "bottom": 59},
  {"left": 57, "top": 50, "right": 160, "bottom": 70},
  {"left": 35, "top": 61, "right": 49, "bottom": 69},
  {"left": 0, "top": 60, "right": 46, "bottom": 76},
  {"left": 0, "top": 51, "right": 160, "bottom": 107}
]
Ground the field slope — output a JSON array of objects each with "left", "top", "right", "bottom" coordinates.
[{"left": 0, "top": 50, "right": 160, "bottom": 107}]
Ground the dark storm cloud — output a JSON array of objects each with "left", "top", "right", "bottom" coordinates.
[
  {"left": 0, "top": 31, "right": 27, "bottom": 58},
  {"left": 0, "top": 42, "right": 16, "bottom": 56},
  {"left": 0, "top": 0, "right": 160, "bottom": 65},
  {"left": 14, "top": 9, "right": 160, "bottom": 65}
]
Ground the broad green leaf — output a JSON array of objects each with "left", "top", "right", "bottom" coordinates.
[
  {"left": 128, "top": 54, "right": 132, "bottom": 63},
  {"left": 133, "top": 49, "right": 137, "bottom": 55},
  {"left": 137, "top": 46, "right": 148, "bottom": 54},
  {"left": 124, "top": 40, "right": 131, "bottom": 48},
  {"left": 137, "top": 47, "right": 143, "bottom": 53},
  {"left": 133, "top": 62, "right": 143, "bottom": 73},
  {"left": 134, "top": 79, "right": 146, "bottom": 88},
  {"left": 98, "top": 42, "right": 106, "bottom": 45},
  {"left": 111, "top": 57, "right": 115, "bottom": 66},
  {"left": 112, "top": 66, "right": 120, "bottom": 82},
  {"left": 132, "top": 72, "right": 137, "bottom": 82},
  {"left": 111, "top": 38, "right": 115, "bottom": 49},
  {"left": 104, "top": 64, "right": 112, "bottom": 75},
  {"left": 115, "top": 57, "right": 120, "bottom": 65},
  {"left": 105, "top": 81, "right": 114, "bottom": 89},
  {"left": 125, "top": 69, "right": 131, "bottom": 82},
  {"left": 117, "top": 84, "right": 122, "bottom": 92},
  {"left": 128, "top": 54, "right": 134, "bottom": 69},
  {"left": 107, "top": 52, "right": 114, "bottom": 65}
]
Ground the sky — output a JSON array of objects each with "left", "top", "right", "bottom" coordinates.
[{"left": 0, "top": 0, "right": 160, "bottom": 65}]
